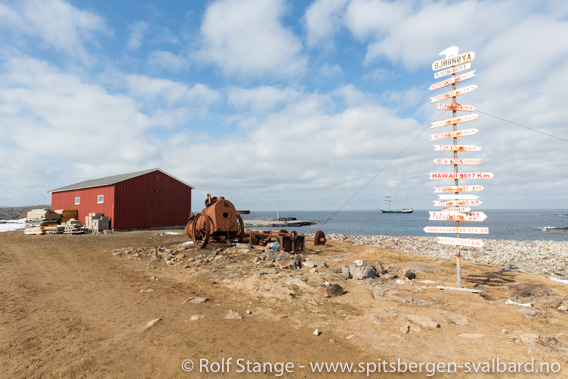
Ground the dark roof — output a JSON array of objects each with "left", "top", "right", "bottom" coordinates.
[{"left": 48, "top": 168, "right": 194, "bottom": 193}]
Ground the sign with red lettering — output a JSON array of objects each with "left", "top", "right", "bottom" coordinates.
[
  {"left": 430, "top": 128, "right": 479, "bottom": 140},
  {"left": 432, "top": 52, "right": 475, "bottom": 71},
  {"left": 430, "top": 172, "right": 494, "bottom": 180},
  {"left": 429, "top": 71, "right": 476, "bottom": 91},
  {"left": 433, "top": 145, "right": 481, "bottom": 152},
  {"left": 424, "top": 226, "right": 489, "bottom": 234},
  {"left": 434, "top": 185, "right": 484, "bottom": 193},
  {"left": 438, "top": 194, "right": 479, "bottom": 200},
  {"left": 442, "top": 207, "right": 472, "bottom": 213},
  {"left": 434, "top": 200, "right": 483, "bottom": 207},
  {"left": 437, "top": 236, "right": 484, "bottom": 247},
  {"left": 431, "top": 114, "right": 479, "bottom": 128},
  {"left": 430, "top": 85, "right": 477, "bottom": 103},
  {"left": 433, "top": 158, "right": 482, "bottom": 165},
  {"left": 434, "top": 63, "right": 472, "bottom": 79},
  {"left": 436, "top": 103, "right": 475, "bottom": 112},
  {"left": 429, "top": 211, "right": 487, "bottom": 222}
]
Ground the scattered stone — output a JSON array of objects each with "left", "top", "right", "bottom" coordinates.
[
  {"left": 303, "top": 261, "right": 318, "bottom": 268},
  {"left": 385, "top": 308, "right": 401, "bottom": 317},
  {"left": 411, "top": 298, "right": 434, "bottom": 307},
  {"left": 259, "top": 268, "right": 279, "bottom": 276},
  {"left": 403, "top": 268, "right": 416, "bottom": 280},
  {"left": 440, "top": 310, "right": 468, "bottom": 326},
  {"left": 313, "top": 329, "right": 321, "bottom": 336},
  {"left": 502, "top": 329, "right": 508, "bottom": 334},
  {"left": 351, "top": 264, "right": 378, "bottom": 280},
  {"left": 224, "top": 310, "right": 243, "bottom": 320},
  {"left": 371, "top": 315, "right": 387, "bottom": 325},
  {"left": 309, "top": 268, "right": 319, "bottom": 274},
  {"left": 406, "top": 315, "right": 440, "bottom": 329},
  {"left": 518, "top": 333, "right": 540, "bottom": 344},
  {"left": 518, "top": 307, "right": 538, "bottom": 319},
  {"left": 400, "top": 324, "right": 422, "bottom": 334},
  {"left": 143, "top": 318, "right": 162, "bottom": 330},
  {"left": 246, "top": 310, "right": 253, "bottom": 315},
  {"left": 317, "top": 262, "right": 328, "bottom": 269},
  {"left": 284, "top": 277, "right": 315, "bottom": 292},
  {"left": 381, "top": 273, "right": 398, "bottom": 280},
  {"left": 318, "top": 283, "right": 344, "bottom": 298},
  {"left": 373, "top": 286, "right": 389, "bottom": 298},
  {"left": 189, "top": 315, "right": 204, "bottom": 321}
]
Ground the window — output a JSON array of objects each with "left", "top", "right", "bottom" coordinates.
[
  {"left": 97, "top": 195, "right": 104, "bottom": 204},
  {"left": 75, "top": 197, "right": 80, "bottom": 205}
]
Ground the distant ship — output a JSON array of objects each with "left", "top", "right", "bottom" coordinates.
[{"left": 380, "top": 193, "right": 414, "bottom": 214}]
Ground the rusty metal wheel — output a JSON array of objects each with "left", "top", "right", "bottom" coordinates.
[
  {"left": 290, "top": 230, "right": 298, "bottom": 240},
  {"left": 314, "top": 230, "right": 326, "bottom": 246},
  {"left": 236, "top": 215, "right": 245, "bottom": 242},
  {"left": 192, "top": 213, "right": 211, "bottom": 249}
]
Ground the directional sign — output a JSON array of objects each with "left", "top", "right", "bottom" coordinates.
[
  {"left": 433, "top": 145, "right": 481, "bottom": 152},
  {"left": 431, "top": 128, "right": 479, "bottom": 140},
  {"left": 434, "top": 185, "right": 484, "bottom": 193},
  {"left": 430, "top": 85, "right": 477, "bottom": 103},
  {"left": 436, "top": 103, "right": 475, "bottom": 112},
  {"left": 434, "top": 200, "right": 482, "bottom": 207},
  {"left": 429, "top": 70, "right": 476, "bottom": 91},
  {"left": 433, "top": 158, "right": 482, "bottom": 165},
  {"left": 431, "top": 114, "right": 479, "bottom": 128},
  {"left": 437, "top": 236, "right": 484, "bottom": 247},
  {"left": 432, "top": 51, "right": 475, "bottom": 71},
  {"left": 438, "top": 194, "right": 479, "bottom": 200},
  {"left": 430, "top": 172, "right": 494, "bottom": 180},
  {"left": 424, "top": 226, "right": 489, "bottom": 234},
  {"left": 429, "top": 211, "right": 487, "bottom": 222},
  {"left": 442, "top": 207, "right": 472, "bottom": 213},
  {"left": 434, "top": 63, "right": 471, "bottom": 79}
]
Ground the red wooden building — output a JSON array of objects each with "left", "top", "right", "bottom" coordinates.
[{"left": 48, "top": 168, "right": 193, "bottom": 229}]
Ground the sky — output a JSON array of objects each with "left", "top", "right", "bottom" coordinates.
[{"left": 1, "top": 0, "right": 567, "bottom": 212}]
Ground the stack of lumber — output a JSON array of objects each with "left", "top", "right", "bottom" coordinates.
[
  {"left": 26, "top": 209, "right": 62, "bottom": 225},
  {"left": 85, "top": 213, "right": 110, "bottom": 233},
  {"left": 43, "top": 225, "right": 65, "bottom": 234},
  {"left": 54, "top": 209, "right": 78, "bottom": 223},
  {"left": 64, "top": 219, "right": 84, "bottom": 234},
  {"left": 24, "top": 225, "right": 44, "bottom": 235}
]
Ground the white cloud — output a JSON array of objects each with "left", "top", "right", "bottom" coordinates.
[
  {"left": 304, "top": 0, "right": 348, "bottom": 48},
  {"left": 127, "top": 21, "right": 148, "bottom": 50},
  {"left": 195, "top": 0, "right": 307, "bottom": 79},
  {"left": 0, "top": 0, "right": 108, "bottom": 62},
  {"left": 147, "top": 50, "right": 189, "bottom": 72},
  {"left": 227, "top": 86, "right": 302, "bottom": 114}
]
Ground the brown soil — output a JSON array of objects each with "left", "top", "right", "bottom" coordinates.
[{"left": 1, "top": 230, "right": 567, "bottom": 378}]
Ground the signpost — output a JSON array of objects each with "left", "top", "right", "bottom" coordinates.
[{"left": 427, "top": 46, "right": 490, "bottom": 288}]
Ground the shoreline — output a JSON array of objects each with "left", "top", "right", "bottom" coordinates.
[{"left": 317, "top": 233, "right": 568, "bottom": 276}]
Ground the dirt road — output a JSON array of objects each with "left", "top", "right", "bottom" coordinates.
[{"left": 1, "top": 230, "right": 567, "bottom": 378}]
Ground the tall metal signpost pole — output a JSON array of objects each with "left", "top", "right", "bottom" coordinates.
[{"left": 425, "top": 46, "right": 492, "bottom": 288}]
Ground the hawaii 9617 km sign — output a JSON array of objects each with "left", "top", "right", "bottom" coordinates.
[{"left": 426, "top": 46, "right": 492, "bottom": 287}]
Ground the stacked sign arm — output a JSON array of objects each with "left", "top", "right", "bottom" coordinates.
[{"left": 425, "top": 46, "right": 493, "bottom": 288}]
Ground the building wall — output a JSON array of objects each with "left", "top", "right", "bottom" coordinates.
[
  {"left": 51, "top": 185, "right": 115, "bottom": 227},
  {"left": 113, "top": 171, "right": 192, "bottom": 229}
]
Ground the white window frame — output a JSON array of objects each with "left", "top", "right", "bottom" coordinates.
[
  {"left": 97, "top": 195, "right": 104, "bottom": 204},
  {"left": 75, "top": 197, "right": 80, "bottom": 205}
]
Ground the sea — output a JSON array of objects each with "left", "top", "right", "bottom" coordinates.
[{"left": 245, "top": 209, "right": 568, "bottom": 242}]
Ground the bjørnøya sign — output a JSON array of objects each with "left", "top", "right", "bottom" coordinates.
[
  {"left": 433, "top": 158, "right": 482, "bottom": 165},
  {"left": 429, "top": 211, "right": 487, "bottom": 222},
  {"left": 424, "top": 226, "right": 489, "bottom": 234},
  {"left": 433, "top": 145, "right": 481, "bottom": 152},
  {"left": 430, "top": 85, "right": 477, "bottom": 103},
  {"left": 438, "top": 194, "right": 479, "bottom": 200},
  {"left": 431, "top": 114, "right": 479, "bottom": 128},
  {"left": 433, "top": 200, "right": 483, "bottom": 207},
  {"left": 429, "top": 70, "right": 476, "bottom": 91},
  {"left": 430, "top": 172, "right": 494, "bottom": 180},
  {"left": 436, "top": 103, "right": 475, "bottom": 112},
  {"left": 434, "top": 63, "right": 472, "bottom": 79},
  {"left": 434, "top": 185, "right": 484, "bottom": 193},
  {"left": 442, "top": 206, "right": 472, "bottom": 213},
  {"left": 437, "top": 236, "right": 484, "bottom": 247},
  {"left": 432, "top": 51, "right": 475, "bottom": 71},
  {"left": 430, "top": 128, "right": 479, "bottom": 140}
]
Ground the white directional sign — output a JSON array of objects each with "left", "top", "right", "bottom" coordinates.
[
  {"left": 429, "top": 211, "right": 487, "bottom": 222},
  {"left": 430, "top": 172, "right": 494, "bottom": 180},
  {"left": 432, "top": 51, "right": 475, "bottom": 71},
  {"left": 442, "top": 207, "right": 472, "bottom": 213},
  {"left": 434, "top": 63, "right": 472, "bottom": 79},
  {"left": 437, "top": 236, "right": 484, "bottom": 247},
  {"left": 431, "top": 128, "right": 479, "bottom": 140},
  {"left": 438, "top": 194, "right": 479, "bottom": 200},
  {"left": 424, "top": 226, "right": 489, "bottom": 234},
  {"left": 436, "top": 103, "right": 475, "bottom": 112},
  {"left": 429, "top": 71, "right": 476, "bottom": 91},
  {"left": 434, "top": 185, "right": 484, "bottom": 193},
  {"left": 430, "top": 85, "right": 477, "bottom": 103},
  {"left": 431, "top": 114, "right": 479, "bottom": 128},
  {"left": 433, "top": 145, "right": 481, "bottom": 152},
  {"left": 434, "top": 200, "right": 482, "bottom": 207},
  {"left": 433, "top": 158, "right": 482, "bottom": 165}
]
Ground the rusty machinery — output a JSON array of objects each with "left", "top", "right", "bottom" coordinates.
[
  {"left": 248, "top": 229, "right": 305, "bottom": 253},
  {"left": 185, "top": 194, "right": 250, "bottom": 248}
]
